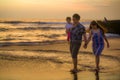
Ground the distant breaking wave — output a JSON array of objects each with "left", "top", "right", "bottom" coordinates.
[
  {"left": 0, "top": 21, "right": 90, "bottom": 25},
  {"left": 0, "top": 21, "right": 66, "bottom": 24}
]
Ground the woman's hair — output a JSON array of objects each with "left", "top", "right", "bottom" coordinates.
[{"left": 89, "top": 20, "right": 105, "bottom": 34}]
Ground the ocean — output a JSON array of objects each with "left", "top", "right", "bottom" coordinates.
[{"left": 0, "top": 20, "right": 119, "bottom": 45}]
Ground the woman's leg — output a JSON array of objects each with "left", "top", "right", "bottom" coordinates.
[
  {"left": 95, "top": 44, "right": 104, "bottom": 70},
  {"left": 95, "top": 55, "right": 100, "bottom": 70}
]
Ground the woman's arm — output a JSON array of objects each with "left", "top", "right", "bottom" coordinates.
[
  {"left": 103, "top": 34, "right": 110, "bottom": 48},
  {"left": 83, "top": 33, "right": 87, "bottom": 43},
  {"left": 86, "top": 31, "right": 92, "bottom": 45},
  {"left": 83, "top": 30, "right": 92, "bottom": 48}
]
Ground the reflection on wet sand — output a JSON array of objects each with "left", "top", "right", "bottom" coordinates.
[
  {"left": 0, "top": 38, "right": 120, "bottom": 80},
  {"left": 72, "top": 70, "right": 100, "bottom": 80},
  {"left": 72, "top": 73, "right": 78, "bottom": 80},
  {"left": 95, "top": 70, "right": 100, "bottom": 80}
]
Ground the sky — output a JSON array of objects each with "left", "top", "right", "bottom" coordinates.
[{"left": 0, "top": 0, "right": 120, "bottom": 20}]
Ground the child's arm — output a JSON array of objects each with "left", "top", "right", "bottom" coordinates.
[{"left": 103, "top": 34, "right": 110, "bottom": 48}]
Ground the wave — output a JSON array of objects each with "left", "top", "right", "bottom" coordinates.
[
  {"left": 0, "top": 40, "right": 65, "bottom": 46},
  {"left": 0, "top": 27, "right": 65, "bottom": 31},
  {"left": 105, "top": 33, "right": 120, "bottom": 38},
  {"left": 16, "top": 26, "right": 65, "bottom": 30},
  {"left": 0, "top": 21, "right": 66, "bottom": 24},
  {"left": 0, "top": 20, "right": 90, "bottom": 25},
  {"left": 0, "top": 28, "right": 8, "bottom": 31}
]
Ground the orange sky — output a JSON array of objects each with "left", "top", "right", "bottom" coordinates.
[{"left": 0, "top": 0, "right": 120, "bottom": 20}]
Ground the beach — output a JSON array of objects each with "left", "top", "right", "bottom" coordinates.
[
  {"left": 0, "top": 38, "right": 120, "bottom": 80},
  {"left": 0, "top": 0, "right": 120, "bottom": 79}
]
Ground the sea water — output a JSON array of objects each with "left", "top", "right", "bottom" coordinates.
[{"left": 0, "top": 20, "right": 119, "bottom": 44}]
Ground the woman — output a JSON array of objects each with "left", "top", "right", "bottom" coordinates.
[{"left": 84, "top": 21, "right": 110, "bottom": 71}]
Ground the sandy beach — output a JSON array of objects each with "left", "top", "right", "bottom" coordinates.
[
  {"left": 0, "top": 0, "right": 120, "bottom": 79},
  {"left": 0, "top": 38, "right": 120, "bottom": 80}
]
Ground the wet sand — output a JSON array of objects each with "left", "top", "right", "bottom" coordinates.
[{"left": 0, "top": 38, "right": 120, "bottom": 80}]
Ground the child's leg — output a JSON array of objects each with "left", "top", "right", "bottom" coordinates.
[
  {"left": 67, "top": 32, "right": 70, "bottom": 41},
  {"left": 95, "top": 55, "right": 100, "bottom": 70}
]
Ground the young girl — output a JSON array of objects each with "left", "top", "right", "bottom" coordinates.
[
  {"left": 84, "top": 21, "right": 110, "bottom": 71},
  {"left": 65, "top": 17, "right": 72, "bottom": 42}
]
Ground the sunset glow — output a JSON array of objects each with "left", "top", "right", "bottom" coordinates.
[{"left": 0, "top": 0, "right": 120, "bottom": 20}]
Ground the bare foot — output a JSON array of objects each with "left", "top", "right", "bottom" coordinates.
[
  {"left": 95, "top": 67, "right": 100, "bottom": 71},
  {"left": 70, "top": 69, "right": 79, "bottom": 74}
]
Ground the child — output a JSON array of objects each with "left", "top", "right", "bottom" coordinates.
[
  {"left": 65, "top": 17, "right": 72, "bottom": 42},
  {"left": 84, "top": 21, "right": 110, "bottom": 71}
]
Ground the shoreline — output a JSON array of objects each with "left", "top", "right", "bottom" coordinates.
[
  {"left": 0, "top": 37, "right": 120, "bottom": 46},
  {"left": 0, "top": 38, "right": 120, "bottom": 80}
]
